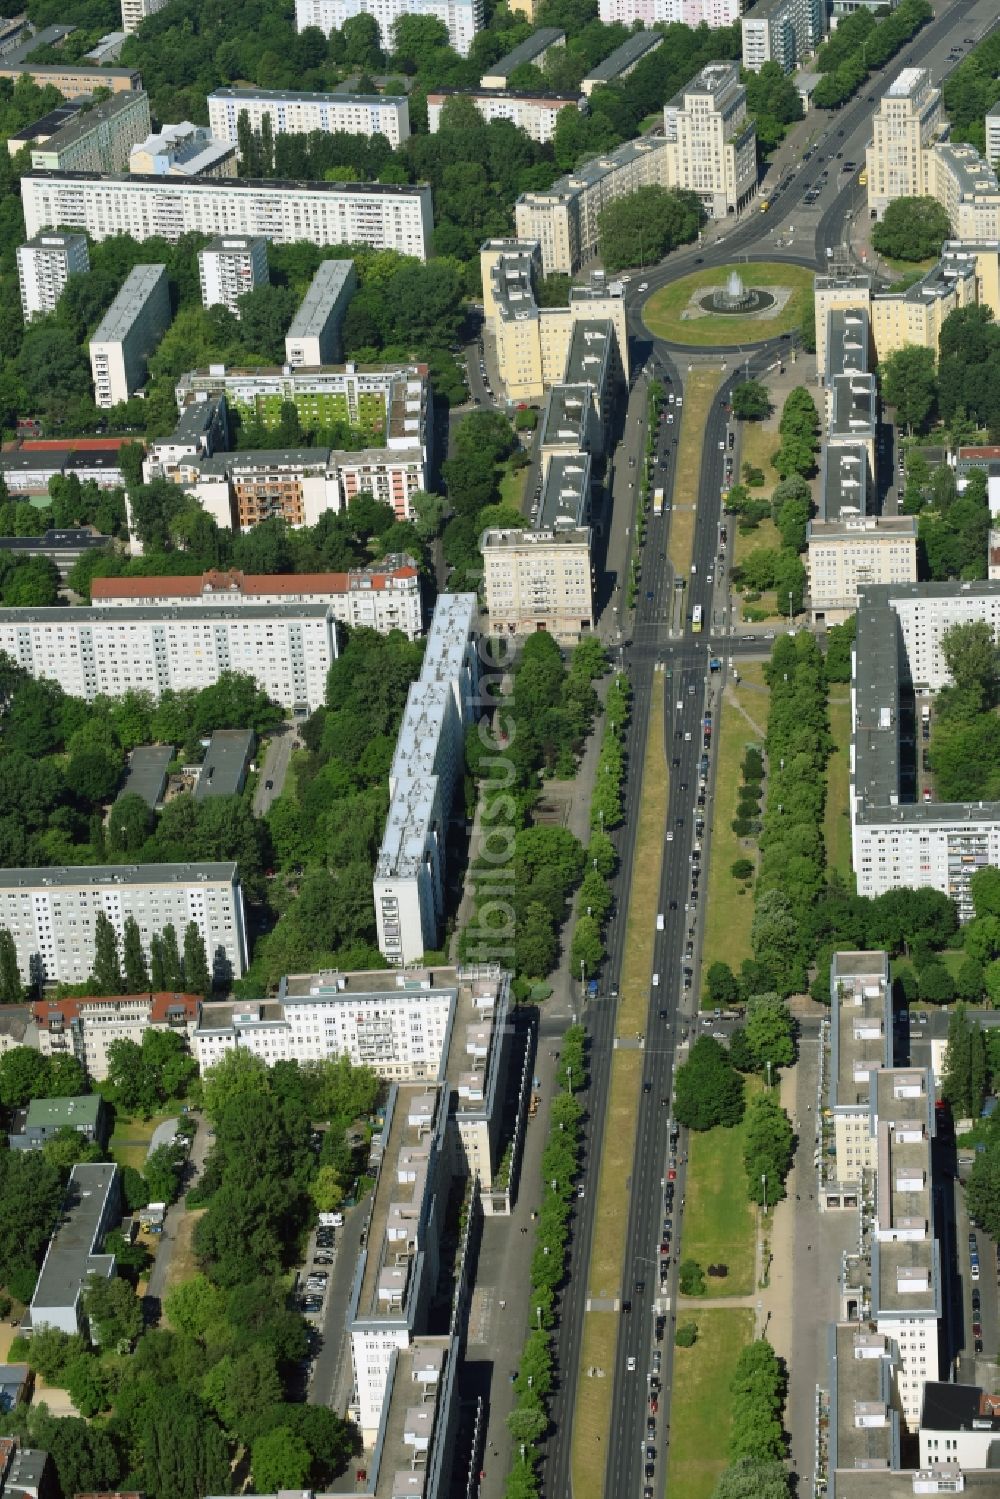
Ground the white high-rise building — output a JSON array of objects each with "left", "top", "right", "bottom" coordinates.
[
  {"left": 599, "top": 0, "right": 738, "bottom": 22},
  {"left": 0, "top": 863, "right": 248, "bottom": 986},
  {"left": 741, "top": 0, "right": 825, "bottom": 72},
  {"left": 120, "top": 0, "right": 168, "bottom": 34},
  {"left": 89, "top": 263, "right": 171, "bottom": 408},
  {"left": 662, "top": 61, "right": 758, "bottom": 219},
  {"left": 207, "top": 87, "right": 410, "bottom": 149},
  {"left": 987, "top": 108, "right": 1000, "bottom": 172},
  {"left": 284, "top": 259, "right": 357, "bottom": 366},
  {"left": 295, "top": 0, "right": 482, "bottom": 56},
  {"left": 426, "top": 88, "right": 582, "bottom": 145},
  {"left": 374, "top": 595, "right": 479, "bottom": 964},
  {"left": 0, "top": 600, "right": 338, "bottom": 711},
  {"left": 16, "top": 231, "right": 89, "bottom": 321},
  {"left": 198, "top": 235, "right": 270, "bottom": 317},
  {"left": 865, "top": 68, "right": 943, "bottom": 219},
  {"left": 21, "top": 173, "right": 434, "bottom": 259}
]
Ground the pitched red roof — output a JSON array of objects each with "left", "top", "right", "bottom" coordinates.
[
  {"left": 32, "top": 993, "right": 200, "bottom": 1026},
  {"left": 91, "top": 568, "right": 418, "bottom": 601}
]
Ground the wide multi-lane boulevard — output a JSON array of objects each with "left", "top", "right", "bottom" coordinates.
[{"left": 538, "top": 3, "right": 999, "bottom": 1497}]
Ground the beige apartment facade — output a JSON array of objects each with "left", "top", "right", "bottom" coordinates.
[
  {"left": 481, "top": 525, "right": 593, "bottom": 639},
  {"left": 808, "top": 516, "right": 918, "bottom": 626},
  {"left": 662, "top": 61, "right": 757, "bottom": 219},
  {"left": 864, "top": 68, "right": 942, "bottom": 219}
]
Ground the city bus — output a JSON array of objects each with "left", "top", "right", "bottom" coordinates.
[
  {"left": 858, "top": 168, "right": 868, "bottom": 186},
  {"left": 692, "top": 604, "right": 703, "bottom": 633},
  {"left": 653, "top": 486, "right": 664, "bottom": 515}
]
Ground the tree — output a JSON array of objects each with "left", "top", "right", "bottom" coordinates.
[
  {"left": 140, "top": 1389, "right": 233, "bottom": 1499},
  {"left": 941, "top": 1003, "right": 988, "bottom": 1119},
  {"left": 674, "top": 1037, "right": 745, "bottom": 1130},
  {"left": 967, "top": 1137, "right": 1000, "bottom": 1241},
  {"left": 91, "top": 911, "right": 123, "bottom": 995},
  {"left": 731, "top": 380, "right": 771, "bottom": 421},
  {"left": 971, "top": 865, "right": 1000, "bottom": 920},
  {"left": 252, "top": 1427, "right": 312, "bottom": 1492},
  {"left": 941, "top": 622, "right": 1000, "bottom": 712},
  {"left": 160, "top": 923, "right": 185, "bottom": 990},
  {"left": 107, "top": 792, "right": 155, "bottom": 854},
  {"left": 880, "top": 344, "right": 937, "bottom": 433},
  {"left": 570, "top": 914, "right": 604, "bottom": 977},
  {"left": 65, "top": 747, "right": 121, "bottom": 806},
  {"left": 872, "top": 195, "right": 953, "bottom": 261},
  {"left": 744, "top": 994, "right": 795, "bottom": 1072},
  {"left": 743, "top": 1094, "right": 794, "bottom": 1206},
  {"left": 0, "top": 926, "right": 22, "bottom": 1002},
  {"left": 0, "top": 1046, "right": 50, "bottom": 1108},
  {"left": 711, "top": 1458, "right": 793, "bottom": 1499},
  {"left": 82, "top": 1272, "right": 143, "bottom": 1348},
  {"left": 705, "top": 961, "right": 740, "bottom": 1008},
  {"left": 122, "top": 915, "right": 150, "bottom": 993},
  {"left": 596, "top": 185, "right": 703, "bottom": 272},
  {"left": 25, "top": 1413, "right": 123, "bottom": 1499},
  {"left": 183, "top": 921, "right": 212, "bottom": 997},
  {"left": 955, "top": 954, "right": 985, "bottom": 1002}
]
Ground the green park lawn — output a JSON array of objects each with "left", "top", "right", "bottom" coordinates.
[
  {"left": 109, "top": 1113, "right": 175, "bottom": 1172},
  {"left": 669, "top": 367, "right": 722, "bottom": 577},
  {"left": 680, "top": 1075, "right": 763, "bottom": 1297},
  {"left": 825, "top": 691, "right": 853, "bottom": 882},
  {"left": 642, "top": 262, "right": 814, "bottom": 348},
  {"left": 700, "top": 663, "right": 768, "bottom": 985},
  {"left": 667, "top": 1309, "right": 755, "bottom": 1499}
]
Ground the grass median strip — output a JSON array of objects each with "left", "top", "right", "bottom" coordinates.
[
  {"left": 669, "top": 367, "right": 722, "bottom": 580},
  {"left": 700, "top": 663, "right": 769, "bottom": 981},
  {"left": 667, "top": 1308, "right": 755, "bottom": 1499},
  {"left": 679, "top": 1074, "right": 762, "bottom": 1297},
  {"left": 825, "top": 691, "right": 852, "bottom": 882},
  {"left": 571, "top": 673, "right": 667, "bottom": 1499}
]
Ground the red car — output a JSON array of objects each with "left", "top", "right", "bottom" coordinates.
[{"left": 667, "top": 1168, "right": 677, "bottom": 1181}]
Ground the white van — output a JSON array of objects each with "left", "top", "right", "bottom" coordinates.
[
  {"left": 652, "top": 973, "right": 660, "bottom": 987},
  {"left": 656, "top": 913, "right": 665, "bottom": 931}
]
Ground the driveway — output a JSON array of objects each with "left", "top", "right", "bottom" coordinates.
[
  {"left": 144, "top": 1113, "right": 210, "bottom": 1311},
  {"left": 146, "top": 1116, "right": 180, "bottom": 1159},
  {"left": 253, "top": 725, "right": 299, "bottom": 816}
]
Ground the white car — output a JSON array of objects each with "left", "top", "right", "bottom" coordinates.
[
  {"left": 718, "top": 440, "right": 725, "bottom": 450},
  {"left": 684, "top": 731, "right": 692, "bottom": 742},
  {"left": 638, "top": 282, "right": 649, "bottom": 292},
  {"left": 666, "top": 831, "right": 674, "bottom": 842},
  {"left": 666, "top": 413, "right": 674, "bottom": 423},
  {"left": 707, "top": 573, "right": 713, "bottom": 583},
  {"left": 690, "top": 564, "right": 697, "bottom": 575},
  {"left": 676, "top": 396, "right": 683, "bottom": 407},
  {"left": 627, "top": 1356, "right": 637, "bottom": 1371}
]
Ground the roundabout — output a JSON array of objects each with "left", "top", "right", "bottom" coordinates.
[{"left": 640, "top": 259, "right": 815, "bottom": 349}]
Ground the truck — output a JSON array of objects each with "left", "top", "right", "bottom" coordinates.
[
  {"left": 653, "top": 486, "right": 664, "bottom": 515},
  {"left": 709, "top": 657, "right": 722, "bottom": 673},
  {"left": 587, "top": 978, "right": 599, "bottom": 999},
  {"left": 529, "top": 1093, "right": 540, "bottom": 1117}
]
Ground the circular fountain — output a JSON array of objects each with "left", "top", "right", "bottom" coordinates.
[{"left": 698, "top": 270, "right": 774, "bottom": 316}]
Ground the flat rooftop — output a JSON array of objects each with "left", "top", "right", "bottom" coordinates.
[
  {"left": 933, "top": 142, "right": 1000, "bottom": 199},
  {"left": 35, "top": 90, "right": 144, "bottom": 155},
  {"left": 829, "top": 1323, "right": 897, "bottom": 1474},
  {"left": 375, "top": 1337, "right": 452, "bottom": 1498},
  {"left": 8, "top": 103, "right": 84, "bottom": 143},
  {"left": 91, "top": 263, "right": 166, "bottom": 345},
  {"left": 209, "top": 85, "right": 399, "bottom": 108},
  {"left": 830, "top": 954, "right": 891, "bottom": 1112},
  {"left": 193, "top": 728, "right": 254, "bottom": 801},
  {"left": 24, "top": 1094, "right": 102, "bottom": 1131},
  {"left": 921, "top": 1380, "right": 1000, "bottom": 1433},
  {"left": 830, "top": 372, "right": 876, "bottom": 440},
  {"left": 358, "top": 1083, "right": 444, "bottom": 1321},
  {"left": 564, "top": 318, "right": 613, "bottom": 388},
  {"left": 887, "top": 66, "right": 931, "bottom": 98},
  {"left": 31, "top": 1162, "right": 118, "bottom": 1319},
  {"left": 25, "top": 168, "right": 430, "bottom": 198},
  {"left": 539, "top": 451, "right": 591, "bottom": 530},
  {"left": 852, "top": 595, "right": 903, "bottom": 811},
  {"left": 117, "top": 744, "right": 173, "bottom": 808},
  {"left": 0, "top": 602, "right": 334, "bottom": 622},
  {"left": 519, "top": 135, "right": 667, "bottom": 207},
  {"left": 286, "top": 259, "right": 355, "bottom": 339},
  {"left": 0, "top": 861, "right": 237, "bottom": 889},
  {"left": 583, "top": 29, "right": 662, "bottom": 84},
  {"left": 483, "top": 27, "right": 565, "bottom": 77},
  {"left": 820, "top": 442, "right": 869, "bottom": 521},
  {"left": 540, "top": 383, "right": 590, "bottom": 450},
  {"left": 826, "top": 306, "right": 869, "bottom": 380}
]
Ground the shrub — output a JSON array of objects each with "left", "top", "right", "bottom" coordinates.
[
  {"left": 731, "top": 859, "right": 755, "bottom": 881},
  {"left": 675, "top": 1321, "right": 698, "bottom": 1347},
  {"left": 679, "top": 1259, "right": 706, "bottom": 1296}
]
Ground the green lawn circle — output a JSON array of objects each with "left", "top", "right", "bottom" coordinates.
[{"left": 642, "top": 261, "right": 814, "bottom": 348}]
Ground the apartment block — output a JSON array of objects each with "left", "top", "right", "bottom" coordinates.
[
  {"left": 826, "top": 950, "right": 892, "bottom": 1204},
  {"left": 870, "top": 248, "right": 977, "bottom": 360},
  {"left": 0, "top": 62, "right": 141, "bottom": 97},
  {"left": 923, "top": 142, "right": 1000, "bottom": 239},
  {"left": 481, "top": 28, "right": 565, "bottom": 87},
  {"left": 482, "top": 523, "right": 593, "bottom": 639},
  {"left": 987, "top": 109, "right": 1000, "bottom": 171},
  {"left": 29, "top": 89, "right": 151, "bottom": 173},
  {"left": 540, "top": 382, "right": 602, "bottom": 473},
  {"left": 121, "top": 0, "right": 168, "bottom": 33},
  {"left": 865, "top": 69, "right": 942, "bottom": 218},
  {"left": 483, "top": 240, "right": 628, "bottom": 401},
  {"left": 142, "top": 393, "right": 228, "bottom": 480},
  {"left": 0, "top": 864, "right": 246, "bottom": 988},
  {"left": 7, "top": 101, "right": 84, "bottom": 158},
  {"left": 89, "top": 263, "right": 170, "bottom": 408},
  {"left": 9, "top": 1093, "right": 107, "bottom": 1151},
  {"left": 92, "top": 561, "right": 423, "bottom": 637},
  {"left": 0, "top": 439, "right": 130, "bottom": 495},
  {"left": 189, "top": 444, "right": 426, "bottom": 525},
  {"left": 363, "top": 1337, "right": 460, "bottom": 1499},
  {"left": 599, "top": 0, "right": 738, "bottom": 21},
  {"left": 919, "top": 1384, "right": 1000, "bottom": 1470},
  {"left": 426, "top": 86, "right": 580, "bottom": 143},
  {"left": 284, "top": 259, "right": 357, "bottom": 366},
  {"left": 197, "top": 234, "right": 270, "bottom": 317},
  {"left": 296, "top": 0, "right": 483, "bottom": 56},
  {"left": 84, "top": 32, "right": 127, "bottom": 63},
  {"left": 809, "top": 448, "right": 917, "bottom": 625},
  {"left": 207, "top": 87, "right": 410, "bottom": 149},
  {"left": 0, "top": 601, "right": 337, "bottom": 711},
  {"left": 826, "top": 1324, "right": 901, "bottom": 1489},
  {"left": 851, "top": 582, "right": 1000, "bottom": 919},
  {"left": 956, "top": 444, "right": 1000, "bottom": 516},
  {"left": 16, "top": 230, "right": 89, "bottom": 321},
  {"left": 581, "top": 29, "right": 662, "bottom": 94},
  {"left": 813, "top": 272, "right": 872, "bottom": 375},
  {"left": 741, "top": 0, "right": 825, "bottom": 73},
  {"left": 29, "top": 1163, "right": 120, "bottom": 1335},
  {"left": 21, "top": 172, "right": 434, "bottom": 258},
  {"left": 374, "top": 594, "right": 479, "bottom": 965},
  {"left": 129, "top": 121, "right": 235, "bottom": 178},
  {"left": 662, "top": 61, "right": 758, "bottom": 219},
  {"left": 515, "top": 136, "right": 670, "bottom": 274},
  {"left": 32, "top": 992, "right": 200, "bottom": 1080}
]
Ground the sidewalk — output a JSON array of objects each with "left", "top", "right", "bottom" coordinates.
[{"left": 467, "top": 677, "right": 612, "bottom": 1499}]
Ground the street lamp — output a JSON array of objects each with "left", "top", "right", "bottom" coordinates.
[{"left": 788, "top": 590, "right": 794, "bottom": 628}]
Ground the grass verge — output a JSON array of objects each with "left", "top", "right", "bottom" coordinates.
[
  {"left": 500, "top": 461, "right": 527, "bottom": 513},
  {"left": 643, "top": 262, "right": 814, "bottom": 348},
  {"left": 109, "top": 1113, "right": 174, "bottom": 1172},
  {"left": 679, "top": 1075, "right": 762, "bottom": 1296},
  {"left": 669, "top": 368, "right": 721, "bottom": 579},
  {"left": 700, "top": 663, "right": 769, "bottom": 982},
  {"left": 667, "top": 1309, "right": 755, "bottom": 1499},
  {"left": 571, "top": 674, "right": 667, "bottom": 1499},
  {"left": 825, "top": 691, "right": 852, "bottom": 883},
  {"left": 161, "top": 1207, "right": 205, "bottom": 1309}
]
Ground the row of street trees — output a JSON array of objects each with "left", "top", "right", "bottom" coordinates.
[
  {"left": 812, "top": 0, "right": 932, "bottom": 108},
  {"left": 571, "top": 671, "right": 631, "bottom": 981},
  {"left": 504, "top": 1025, "right": 587, "bottom": 1499}
]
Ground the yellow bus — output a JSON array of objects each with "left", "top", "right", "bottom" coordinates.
[
  {"left": 858, "top": 168, "right": 868, "bottom": 186},
  {"left": 759, "top": 198, "right": 770, "bottom": 213},
  {"left": 692, "top": 604, "right": 703, "bottom": 633}
]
